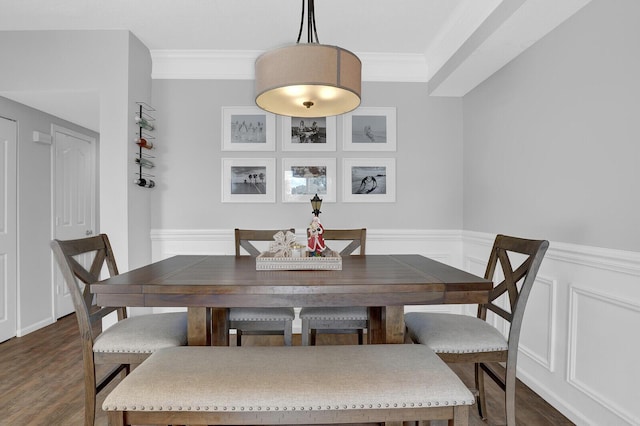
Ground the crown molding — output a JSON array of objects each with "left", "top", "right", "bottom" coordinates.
[
  {"left": 150, "top": 1, "right": 592, "bottom": 93},
  {"left": 151, "top": 49, "right": 428, "bottom": 83}
]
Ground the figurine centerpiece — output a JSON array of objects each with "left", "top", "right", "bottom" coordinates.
[
  {"left": 255, "top": 194, "right": 341, "bottom": 270},
  {"left": 307, "top": 216, "right": 326, "bottom": 256}
]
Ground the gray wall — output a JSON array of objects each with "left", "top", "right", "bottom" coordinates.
[
  {"left": 0, "top": 96, "right": 99, "bottom": 330},
  {"left": 0, "top": 30, "right": 153, "bottom": 334},
  {"left": 151, "top": 80, "right": 464, "bottom": 231},
  {"left": 462, "top": 0, "right": 640, "bottom": 252},
  {"left": 0, "top": 30, "right": 153, "bottom": 272}
]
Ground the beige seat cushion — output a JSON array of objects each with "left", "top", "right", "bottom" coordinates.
[
  {"left": 103, "top": 345, "right": 474, "bottom": 413},
  {"left": 93, "top": 312, "right": 187, "bottom": 354},
  {"left": 405, "top": 312, "right": 508, "bottom": 354},
  {"left": 299, "top": 306, "right": 367, "bottom": 320},
  {"left": 229, "top": 307, "right": 295, "bottom": 321}
]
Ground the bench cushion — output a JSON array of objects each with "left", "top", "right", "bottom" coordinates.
[{"left": 103, "top": 345, "right": 474, "bottom": 413}]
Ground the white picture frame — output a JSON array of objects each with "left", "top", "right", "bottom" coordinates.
[
  {"left": 282, "top": 158, "right": 336, "bottom": 203},
  {"left": 222, "top": 107, "right": 276, "bottom": 151},
  {"left": 281, "top": 115, "right": 337, "bottom": 151},
  {"left": 342, "top": 107, "right": 397, "bottom": 151},
  {"left": 221, "top": 158, "right": 276, "bottom": 203},
  {"left": 342, "top": 158, "right": 396, "bottom": 203}
]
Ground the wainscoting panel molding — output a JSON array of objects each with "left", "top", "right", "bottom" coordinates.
[
  {"left": 567, "top": 286, "right": 640, "bottom": 425},
  {"left": 463, "top": 230, "right": 640, "bottom": 426},
  {"left": 150, "top": 228, "right": 640, "bottom": 425},
  {"left": 519, "top": 275, "right": 557, "bottom": 373}
]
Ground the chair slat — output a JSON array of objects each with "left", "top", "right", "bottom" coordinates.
[
  {"left": 239, "top": 240, "right": 261, "bottom": 257},
  {"left": 232, "top": 229, "right": 296, "bottom": 346},
  {"left": 89, "top": 306, "right": 120, "bottom": 324}
]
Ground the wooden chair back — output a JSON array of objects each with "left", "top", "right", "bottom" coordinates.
[
  {"left": 300, "top": 228, "right": 368, "bottom": 345},
  {"left": 50, "top": 234, "right": 128, "bottom": 426},
  {"left": 316, "top": 228, "right": 367, "bottom": 256},
  {"left": 51, "top": 234, "right": 126, "bottom": 341},
  {"left": 480, "top": 234, "right": 549, "bottom": 350},
  {"left": 232, "top": 229, "right": 297, "bottom": 346},
  {"left": 235, "top": 228, "right": 296, "bottom": 257}
]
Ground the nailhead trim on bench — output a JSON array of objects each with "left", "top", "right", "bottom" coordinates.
[
  {"left": 103, "top": 345, "right": 474, "bottom": 413},
  {"left": 107, "top": 400, "right": 462, "bottom": 412}
]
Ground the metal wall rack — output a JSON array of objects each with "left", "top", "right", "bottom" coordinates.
[{"left": 134, "top": 102, "right": 156, "bottom": 188}]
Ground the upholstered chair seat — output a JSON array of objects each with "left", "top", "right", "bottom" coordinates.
[
  {"left": 404, "top": 312, "right": 508, "bottom": 354},
  {"left": 93, "top": 312, "right": 187, "bottom": 354},
  {"left": 228, "top": 308, "right": 295, "bottom": 322},
  {"left": 299, "top": 306, "right": 368, "bottom": 321}
]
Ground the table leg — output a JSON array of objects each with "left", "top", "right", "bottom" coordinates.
[
  {"left": 367, "top": 306, "right": 405, "bottom": 344},
  {"left": 368, "top": 307, "right": 383, "bottom": 344},
  {"left": 187, "top": 307, "right": 211, "bottom": 346},
  {"left": 384, "top": 306, "right": 405, "bottom": 344},
  {"left": 211, "top": 308, "right": 230, "bottom": 346}
]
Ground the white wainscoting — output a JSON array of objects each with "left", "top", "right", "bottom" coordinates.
[
  {"left": 463, "top": 231, "right": 640, "bottom": 426},
  {"left": 150, "top": 228, "right": 640, "bottom": 426}
]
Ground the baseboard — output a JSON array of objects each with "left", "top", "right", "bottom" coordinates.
[{"left": 18, "top": 316, "right": 55, "bottom": 337}]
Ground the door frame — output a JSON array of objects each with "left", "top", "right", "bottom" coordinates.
[
  {"left": 51, "top": 124, "right": 98, "bottom": 319},
  {"left": 0, "top": 115, "right": 17, "bottom": 343}
]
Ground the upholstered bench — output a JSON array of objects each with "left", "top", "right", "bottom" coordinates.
[{"left": 103, "top": 345, "right": 474, "bottom": 426}]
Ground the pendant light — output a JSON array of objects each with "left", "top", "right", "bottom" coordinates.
[{"left": 255, "top": 0, "right": 361, "bottom": 117}]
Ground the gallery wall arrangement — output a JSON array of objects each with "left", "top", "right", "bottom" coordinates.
[{"left": 220, "top": 105, "right": 397, "bottom": 205}]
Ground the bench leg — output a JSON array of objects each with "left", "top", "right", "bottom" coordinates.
[
  {"left": 107, "top": 411, "right": 124, "bottom": 426},
  {"left": 451, "top": 405, "right": 469, "bottom": 426}
]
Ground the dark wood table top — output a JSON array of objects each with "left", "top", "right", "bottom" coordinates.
[{"left": 92, "top": 254, "right": 492, "bottom": 308}]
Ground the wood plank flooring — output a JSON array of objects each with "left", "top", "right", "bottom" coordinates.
[{"left": 0, "top": 314, "right": 574, "bottom": 426}]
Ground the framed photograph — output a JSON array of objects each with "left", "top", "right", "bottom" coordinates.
[
  {"left": 343, "top": 107, "right": 397, "bottom": 151},
  {"left": 222, "top": 107, "right": 276, "bottom": 151},
  {"left": 342, "top": 158, "right": 396, "bottom": 203},
  {"left": 282, "top": 158, "right": 336, "bottom": 203},
  {"left": 221, "top": 158, "right": 276, "bottom": 203},
  {"left": 281, "top": 116, "right": 336, "bottom": 151}
]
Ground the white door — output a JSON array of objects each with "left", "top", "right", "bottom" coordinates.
[
  {"left": 0, "top": 117, "right": 17, "bottom": 343},
  {"left": 53, "top": 125, "right": 97, "bottom": 318}
]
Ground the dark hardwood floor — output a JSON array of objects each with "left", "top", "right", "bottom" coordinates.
[{"left": 0, "top": 314, "right": 574, "bottom": 426}]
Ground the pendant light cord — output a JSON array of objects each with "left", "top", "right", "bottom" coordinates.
[{"left": 296, "top": 0, "right": 320, "bottom": 44}]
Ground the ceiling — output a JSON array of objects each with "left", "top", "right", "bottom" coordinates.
[{"left": 0, "top": 0, "right": 591, "bottom": 132}]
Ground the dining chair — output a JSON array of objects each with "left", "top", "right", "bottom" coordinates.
[
  {"left": 404, "top": 234, "right": 549, "bottom": 426},
  {"left": 50, "top": 234, "right": 188, "bottom": 426},
  {"left": 231, "top": 228, "right": 296, "bottom": 346},
  {"left": 299, "top": 228, "right": 367, "bottom": 346}
]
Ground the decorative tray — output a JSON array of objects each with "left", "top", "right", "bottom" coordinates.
[{"left": 256, "top": 250, "right": 342, "bottom": 271}]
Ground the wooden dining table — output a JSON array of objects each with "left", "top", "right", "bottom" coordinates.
[{"left": 92, "top": 254, "right": 492, "bottom": 346}]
